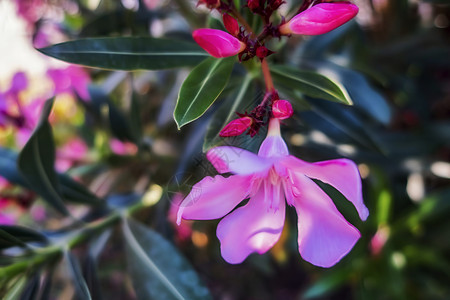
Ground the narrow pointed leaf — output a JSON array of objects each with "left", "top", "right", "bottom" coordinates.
[
  {"left": 271, "top": 65, "right": 353, "bottom": 105},
  {"left": 0, "top": 147, "right": 30, "bottom": 188},
  {"left": 174, "top": 56, "right": 235, "bottom": 128},
  {"left": 123, "top": 219, "right": 212, "bottom": 300},
  {"left": 59, "top": 174, "right": 103, "bottom": 206},
  {"left": 0, "top": 226, "right": 48, "bottom": 249},
  {"left": 17, "top": 99, "right": 69, "bottom": 216},
  {"left": 38, "top": 37, "right": 209, "bottom": 70},
  {"left": 65, "top": 252, "right": 92, "bottom": 300}
]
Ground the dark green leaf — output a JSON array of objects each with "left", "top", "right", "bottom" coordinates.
[
  {"left": 0, "top": 147, "right": 30, "bottom": 188},
  {"left": 203, "top": 74, "right": 255, "bottom": 151},
  {"left": 123, "top": 219, "right": 212, "bottom": 300},
  {"left": 37, "top": 271, "right": 53, "bottom": 300},
  {"left": 59, "top": 174, "right": 103, "bottom": 206},
  {"left": 38, "top": 37, "right": 208, "bottom": 70},
  {"left": 0, "top": 226, "right": 47, "bottom": 250},
  {"left": 303, "top": 267, "right": 353, "bottom": 299},
  {"left": 65, "top": 252, "right": 92, "bottom": 300},
  {"left": 174, "top": 56, "right": 235, "bottom": 129},
  {"left": 4, "top": 277, "right": 27, "bottom": 300},
  {"left": 129, "top": 93, "right": 143, "bottom": 144},
  {"left": 108, "top": 100, "right": 135, "bottom": 142},
  {"left": 19, "top": 273, "right": 40, "bottom": 300},
  {"left": 271, "top": 65, "right": 353, "bottom": 105},
  {"left": 82, "top": 255, "right": 103, "bottom": 300},
  {"left": 17, "top": 99, "right": 69, "bottom": 216}
]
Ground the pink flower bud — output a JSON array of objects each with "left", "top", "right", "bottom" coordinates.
[
  {"left": 197, "top": 0, "right": 220, "bottom": 9},
  {"left": 193, "top": 29, "right": 246, "bottom": 58},
  {"left": 247, "top": 0, "right": 260, "bottom": 11},
  {"left": 272, "top": 100, "right": 293, "bottom": 120},
  {"left": 223, "top": 14, "right": 239, "bottom": 36},
  {"left": 219, "top": 117, "right": 253, "bottom": 137},
  {"left": 279, "top": 2, "right": 359, "bottom": 36},
  {"left": 256, "top": 46, "right": 273, "bottom": 59}
]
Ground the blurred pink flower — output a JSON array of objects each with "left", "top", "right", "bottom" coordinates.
[
  {"left": 370, "top": 226, "right": 389, "bottom": 256},
  {"left": 280, "top": 2, "right": 359, "bottom": 36},
  {"left": 47, "top": 66, "right": 91, "bottom": 101},
  {"left": 56, "top": 138, "right": 89, "bottom": 172},
  {"left": 168, "top": 193, "right": 193, "bottom": 242},
  {"left": 178, "top": 118, "right": 368, "bottom": 267},
  {"left": 110, "top": 139, "right": 138, "bottom": 156},
  {"left": 15, "top": 0, "right": 45, "bottom": 26},
  {"left": 143, "top": 0, "right": 162, "bottom": 10},
  {"left": 193, "top": 29, "right": 246, "bottom": 58}
]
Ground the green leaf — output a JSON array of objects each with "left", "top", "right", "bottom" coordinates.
[
  {"left": 19, "top": 273, "right": 40, "bottom": 300},
  {"left": 203, "top": 73, "right": 255, "bottom": 151},
  {"left": 4, "top": 277, "right": 27, "bottom": 300},
  {"left": 303, "top": 267, "right": 353, "bottom": 299},
  {"left": 59, "top": 174, "right": 103, "bottom": 206},
  {"left": 271, "top": 65, "right": 353, "bottom": 105},
  {"left": 174, "top": 56, "right": 235, "bottom": 129},
  {"left": 0, "top": 226, "right": 47, "bottom": 250},
  {"left": 123, "top": 219, "right": 212, "bottom": 300},
  {"left": 17, "top": 99, "right": 69, "bottom": 216},
  {"left": 0, "top": 147, "right": 30, "bottom": 188},
  {"left": 65, "top": 252, "right": 92, "bottom": 300},
  {"left": 38, "top": 37, "right": 209, "bottom": 70}
]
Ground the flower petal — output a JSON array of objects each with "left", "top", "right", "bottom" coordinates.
[
  {"left": 207, "top": 146, "right": 273, "bottom": 175},
  {"left": 177, "top": 174, "right": 251, "bottom": 224},
  {"left": 282, "top": 156, "right": 368, "bottom": 221},
  {"left": 193, "top": 29, "right": 246, "bottom": 58},
  {"left": 216, "top": 185, "right": 285, "bottom": 264},
  {"left": 258, "top": 118, "right": 289, "bottom": 158},
  {"left": 291, "top": 173, "right": 361, "bottom": 268}
]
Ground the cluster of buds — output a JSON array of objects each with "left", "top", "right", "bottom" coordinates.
[
  {"left": 248, "top": 0, "right": 285, "bottom": 23},
  {"left": 193, "top": 1, "right": 358, "bottom": 138},
  {"left": 219, "top": 95, "right": 293, "bottom": 138}
]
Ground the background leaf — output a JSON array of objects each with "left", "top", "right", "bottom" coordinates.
[
  {"left": 17, "top": 99, "right": 69, "bottom": 216},
  {"left": 174, "top": 56, "right": 235, "bottom": 128},
  {"left": 123, "top": 219, "right": 212, "bottom": 300},
  {"left": 271, "top": 65, "right": 353, "bottom": 105},
  {"left": 0, "top": 226, "right": 47, "bottom": 250},
  {"left": 38, "top": 37, "right": 208, "bottom": 70},
  {"left": 65, "top": 252, "right": 92, "bottom": 300}
]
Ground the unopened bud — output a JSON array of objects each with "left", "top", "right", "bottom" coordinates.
[
  {"left": 247, "top": 0, "right": 260, "bottom": 11},
  {"left": 193, "top": 29, "right": 246, "bottom": 58},
  {"left": 272, "top": 100, "right": 293, "bottom": 120},
  {"left": 219, "top": 116, "right": 253, "bottom": 137},
  {"left": 279, "top": 2, "right": 359, "bottom": 36},
  {"left": 223, "top": 14, "right": 240, "bottom": 36},
  {"left": 256, "top": 46, "right": 273, "bottom": 59},
  {"left": 197, "top": 0, "right": 220, "bottom": 9}
]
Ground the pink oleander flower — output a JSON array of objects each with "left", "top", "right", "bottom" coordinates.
[
  {"left": 47, "top": 66, "right": 91, "bottom": 101},
  {"left": 193, "top": 29, "right": 246, "bottom": 58},
  {"left": 280, "top": 2, "right": 359, "bottom": 36},
  {"left": 177, "top": 118, "right": 368, "bottom": 267}
]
